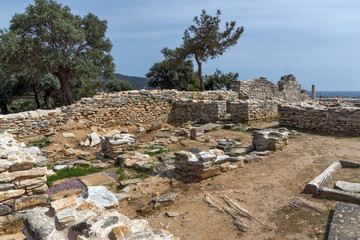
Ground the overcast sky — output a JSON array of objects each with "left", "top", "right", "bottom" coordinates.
[{"left": 1, "top": 0, "right": 359, "bottom": 91}]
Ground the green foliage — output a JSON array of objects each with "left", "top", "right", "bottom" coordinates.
[
  {"left": 146, "top": 59, "right": 199, "bottom": 91},
  {"left": 144, "top": 148, "right": 170, "bottom": 156},
  {"left": 30, "top": 138, "right": 51, "bottom": 148},
  {"left": 46, "top": 166, "right": 102, "bottom": 187},
  {"left": 99, "top": 73, "right": 148, "bottom": 89},
  {"left": 204, "top": 69, "right": 239, "bottom": 90},
  {"left": 105, "top": 79, "right": 132, "bottom": 92},
  {"left": 73, "top": 79, "right": 105, "bottom": 99},
  {"left": 0, "top": 0, "right": 115, "bottom": 105},
  {"left": 163, "top": 9, "right": 244, "bottom": 91},
  {"left": 118, "top": 173, "right": 126, "bottom": 181}
]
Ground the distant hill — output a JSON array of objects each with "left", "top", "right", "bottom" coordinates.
[{"left": 98, "top": 73, "right": 149, "bottom": 89}]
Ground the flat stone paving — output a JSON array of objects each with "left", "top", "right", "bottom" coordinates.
[{"left": 328, "top": 201, "right": 360, "bottom": 240}]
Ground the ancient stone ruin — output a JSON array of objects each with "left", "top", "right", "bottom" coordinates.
[
  {"left": 278, "top": 102, "right": 360, "bottom": 136},
  {"left": 0, "top": 73, "right": 359, "bottom": 239},
  {"left": 233, "top": 74, "right": 309, "bottom": 101},
  {"left": 23, "top": 186, "right": 178, "bottom": 240},
  {"left": 0, "top": 132, "right": 48, "bottom": 234}
]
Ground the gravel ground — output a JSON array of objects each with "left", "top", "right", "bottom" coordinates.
[
  {"left": 46, "top": 178, "right": 86, "bottom": 195},
  {"left": 104, "top": 170, "right": 117, "bottom": 180}
]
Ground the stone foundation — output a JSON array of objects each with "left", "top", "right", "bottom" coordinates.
[
  {"left": 278, "top": 103, "right": 360, "bottom": 136},
  {"left": 0, "top": 132, "right": 48, "bottom": 235}
]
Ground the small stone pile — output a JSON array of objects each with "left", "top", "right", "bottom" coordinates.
[
  {"left": 174, "top": 149, "right": 230, "bottom": 182},
  {"left": 101, "top": 134, "right": 136, "bottom": 159},
  {"left": 23, "top": 186, "right": 178, "bottom": 240},
  {"left": 0, "top": 131, "right": 48, "bottom": 234},
  {"left": 252, "top": 129, "right": 289, "bottom": 151}
]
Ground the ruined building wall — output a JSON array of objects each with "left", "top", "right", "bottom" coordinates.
[
  {"left": 229, "top": 100, "right": 279, "bottom": 123},
  {"left": 233, "top": 74, "right": 309, "bottom": 102},
  {"left": 0, "top": 132, "right": 48, "bottom": 234},
  {"left": 0, "top": 90, "right": 238, "bottom": 137},
  {"left": 278, "top": 103, "right": 360, "bottom": 136}
]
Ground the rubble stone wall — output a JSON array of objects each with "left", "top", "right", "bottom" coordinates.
[
  {"left": 229, "top": 100, "right": 279, "bottom": 123},
  {"left": 168, "top": 100, "right": 228, "bottom": 123},
  {"left": 233, "top": 74, "right": 308, "bottom": 102},
  {"left": 0, "top": 132, "right": 48, "bottom": 234},
  {"left": 278, "top": 104, "right": 360, "bottom": 136},
  {"left": 0, "top": 89, "right": 281, "bottom": 137},
  {"left": 0, "top": 90, "right": 238, "bottom": 138}
]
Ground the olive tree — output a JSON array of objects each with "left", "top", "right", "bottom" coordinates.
[{"left": 0, "top": 0, "right": 114, "bottom": 105}]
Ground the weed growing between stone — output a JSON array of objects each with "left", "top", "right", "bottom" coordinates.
[
  {"left": 30, "top": 138, "right": 51, "bottom": 148},
  {"left": 46, "top": 166, "right": 102, "bottom": 187}
]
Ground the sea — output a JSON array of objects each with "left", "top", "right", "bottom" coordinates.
[{"left": 307, "top": 91, "right": 360, "bottom": 99}]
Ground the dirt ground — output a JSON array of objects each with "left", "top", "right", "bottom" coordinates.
[{"left": 18, "top": 121, "right": 360, "bottom": 239}]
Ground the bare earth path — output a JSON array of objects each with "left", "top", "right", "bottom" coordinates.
[{"left": 118, "top": 127, "right": 360, "bottom": 240}]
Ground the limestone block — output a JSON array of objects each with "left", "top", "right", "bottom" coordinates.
[
  {"left": 81, "top": 186, "right": 119, "bottom": 208},
  {"left": 50, "top": 195, "right": 78, "bottom": 215},
  {"left": 32, "top": 184, "right": 48, "bottom": 194},
  {"left": 0, "top": 203, "right": 12, "bottom": 216},
  {"left": 56, "top": 209, "right": 76, "bottom": 228},
  {"left": 0, "top": 161, "right": 10, "bottom": 173},
  {"left": 110, "top": 225, "right": 133, "bottom": 239},
  {"left": 0, "top": 189, "right": 25, "bottom": 202},
  {"left": 23, "top": 208, "right": 54, "bottom": 240},
  {"left": 0, "top": 167, "right": 46, "bottom": 183},
  {"left": 14, "top": 195, "right": 48, "bottom": 211},
  {"left": 14, "top": 175, "right": 46, "bottom": 188}
]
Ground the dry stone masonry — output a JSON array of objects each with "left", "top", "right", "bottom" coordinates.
[
  {"left": 228, "top": 100, "right": 279, "bottom": 123},
  {"left": 101, "top": 133, "right": 136, "bottom": 159},
  {"left": 0, "top": 131, "right": 48, "bottom": 234},
  {"left": 279, "top": 103, "right": 360, "bottom": 136},
  {"left": 233, "top": 74, "right": 308, "bottom": 101},
  {"left": 0, "top": 76, "right": 308, "bottom": 138}
]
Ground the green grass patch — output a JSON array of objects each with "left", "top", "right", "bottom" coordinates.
[
  {"left": 46, "top": 166, "right": 102, "bottom": 187},
  {"left": 30, "top": 138, "right": 51, "bottom": 148},
  {"left": 234, "top": 138, "right": 241, "bottom": 142},
  {"left": 157, "top": 135, "right": 170, "bottom": 138},
  {"left": 144, "top": 148, "right": 170, "bottom": 156}
]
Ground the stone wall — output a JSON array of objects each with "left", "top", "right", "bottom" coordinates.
[
  {"left": 168, "top": 100, "right": 228, "bottom": 123},
  {"left": 278, "top": 103, "right": 360, "bottom": 136},
  {"left": 0, "top": 90, "right": 238, "bottom": 138},
  {"left": 0, "top": 89, "right": 283, "bottom": 138},
  {"left": 229, "top": 100, "right": 279, "bottom": 123},
  {"left": 233, "top": 74, "right": 308, "bottom": 102},
  {"left": 0, "top": 132, "right": 48, "bottom": 234}
]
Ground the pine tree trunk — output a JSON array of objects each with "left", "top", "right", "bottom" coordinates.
[
  {"left": 195, "top": 55, "right": 204, "bottom": 91},
  {"left": 44, "top": 90, "right": 52, "bottom": 109}
]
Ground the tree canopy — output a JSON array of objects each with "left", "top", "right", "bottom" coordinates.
[
  {"left": 204, "top": 69, "right": 239, "bottom": 90},
  {"left": 0, "top": 0, "right": 115, "bottom": 106},
  {"left": 163, "top": 9, "right": 244, "bottom": 91},
  {"left": 146, "top": 59, "right": 199, "bottom": 91},
  {"left": 106, "top": 79, "right": 132, "bottom": 92}
]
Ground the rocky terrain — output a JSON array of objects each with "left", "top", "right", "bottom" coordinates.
[{"left": 1, "top": 116, "right": 359, "bottom": 240}]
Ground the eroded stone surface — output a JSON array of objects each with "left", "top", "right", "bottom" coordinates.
[{"left": 328, "top": 201, "right": 360, "bottom": 240}]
